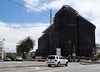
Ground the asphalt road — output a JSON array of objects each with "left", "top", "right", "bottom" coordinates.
[{"left": 0, "top": 62, "right": 100, "bottom": 72}]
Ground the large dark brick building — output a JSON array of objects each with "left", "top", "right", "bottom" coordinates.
[{"left": 36, "top": 5, "right": 96, "bottom": 57}]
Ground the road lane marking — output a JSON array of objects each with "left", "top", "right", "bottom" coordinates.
[
  {"left": 39, "top": 65, "right": 87, "bottom": 72},
  {"left": 30, "top": 67, "right": 40, "bottom": 69},
  {"left": 36, "top": 67, "right": 40, "bottom": 69},
  {"left": 30, "top": 67, "right": 35, "bottom": 68}
]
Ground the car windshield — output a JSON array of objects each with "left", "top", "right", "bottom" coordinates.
[
  {"left": 6, "top": 57, "right": 9, "bottom": 59},
  {"left": 48, "top": 56, "right": 55, "bottom": 59},
  {"left": 16, "top": 56, "right": 22, "bottom": 58}
]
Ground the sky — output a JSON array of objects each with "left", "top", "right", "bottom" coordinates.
[{"left": 0, "top": 0, "right": 100, "bottom": 53}]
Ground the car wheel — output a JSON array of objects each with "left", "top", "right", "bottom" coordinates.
[
  {"left": 57, "top": 62, "right": 60, "bottom": 67},
  {"left": 65, "top": 62, "right": 68, "bottom": 66},
  {"left": 48, "top": 64, "right": 51, "bottom": 67}
]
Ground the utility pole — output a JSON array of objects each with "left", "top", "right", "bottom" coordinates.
[
  {"left": 50, "top": 9, "right": 52, "bottom": 55},
  {"left": 50, "top": 9, "right": 52, "bottom": 25},
  {"left": 74, "top": 46, "right": 75, "bottom": 55}
]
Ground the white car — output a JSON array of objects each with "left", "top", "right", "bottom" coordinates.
[
  {"left": 15, "top": 56, "right": 22, "bottom": 61},
  {"left": 47, "top": 55, "right": 68, "bottom": 67},
  {"left": 97, "top": 59, "right": 100, "bottom": 62}
]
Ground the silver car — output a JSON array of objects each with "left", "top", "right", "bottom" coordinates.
[
  {"left": 47, "top": 55, "right": 68, "bottom": 67},
  {"left": 15, "top": 56, "right": 22, "bottom": 61},
  {"left": 3, "top": 57, "right": 11, "bottom": 61}
]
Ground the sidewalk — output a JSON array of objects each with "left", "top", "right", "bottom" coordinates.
[{"left": 0, "top": 61, "right": 47, "bottom": 68}]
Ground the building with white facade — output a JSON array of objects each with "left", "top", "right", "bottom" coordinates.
[
  {"left": 0, "top": 41, "right": 4, "bottom": 58},
  {"left": 96, "top": 44, "right": 100, "bottom": 55}
]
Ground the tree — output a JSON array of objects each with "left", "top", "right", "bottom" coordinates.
[
  {"left": 6, "top": 54, "right": 15, "bottom": 61},
  {"left": 97, "top": 53, "right": 100, "bottom": 58},
  {"left": 16, "top": 36, "right": 35, "bottom": 58}
]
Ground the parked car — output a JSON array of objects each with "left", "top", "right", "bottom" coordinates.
[
  {"left": 3, "top": 57, "right": 11, "bottom": 61},
  {"left": 15, "top": 56, "right": 22, "bottom": 61},
  {"left": 0, "top": 58, "right": 3, "bottom": 61},
  {"left": 97, "top": 59, "right": 100, "bottom": 62},
  {"left": 38, "top": 57, "right": 46, "bottom": 62},
  {"left": 47, "top": 55, "right": 68, "bottom": 67}
]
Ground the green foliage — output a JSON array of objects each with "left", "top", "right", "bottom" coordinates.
[
  {"left": 30, "top": 52, "right": 36, "bottom": 59},
  {"left": 22, "top": 59, "right": 36, "bottom": 61},
  {"left": 6, "top": 54, "right": 15, "bottom": 61},
  {"left": 16, "top": 36, "right": 35, "bottom": 59},
  {"left": 97, "top": 53, "right": 100, "bottom": 57}
]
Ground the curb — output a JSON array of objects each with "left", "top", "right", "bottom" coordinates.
[
  {"left": 80, "top": 62, "right": 100, "bottom": 65},
  {"left": 0, "top": 65, "right": 47, "bottom": 68},
  {"left": 80, "top": 62, "right": 91, "bottom": 65}
]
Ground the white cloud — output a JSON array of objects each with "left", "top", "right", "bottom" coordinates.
[
  {"left": 22, "top": 0, "right": 41, "bottom": 12},
  {"left": 0, "top": 21, "right": 49, "bottom": 53},
  {"left": 40, "top": 0, "right": 67, "bottom": 10}
]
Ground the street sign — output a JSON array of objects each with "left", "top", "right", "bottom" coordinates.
[
  {"left": 72, "top": 53, "right": 76, "bottom": 56},
  {"left": 94, "top": 55, "right": 97, "bottom": 57},
  {"left": 56, "top": 48, "right": 61, "bottom": 56}
]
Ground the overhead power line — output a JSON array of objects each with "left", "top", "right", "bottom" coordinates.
[
  {"left": 8, "top": 0, "right": 50, "bottom": 17},
  {"left": 20, "top": 0, "right": 50, "bottom": 15},
  {"left": 0, "top": 24, "right": 49, "bottom": 29}
]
